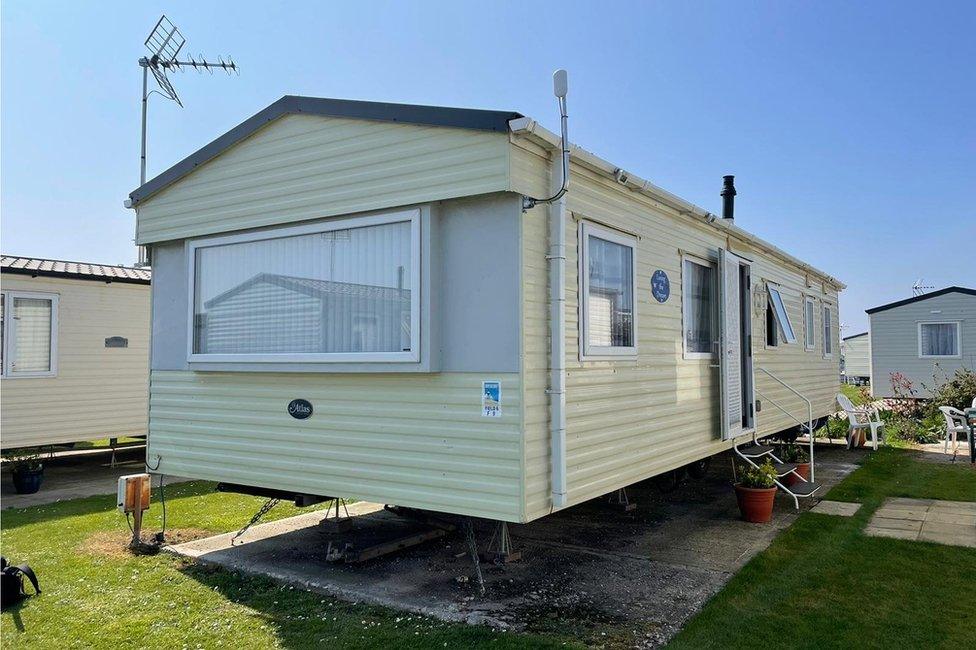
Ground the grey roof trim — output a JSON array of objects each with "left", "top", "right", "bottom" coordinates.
[
  {"left": 865, "top": 286, "right": 976, "bottom": 315},
  {"left": 128, "top": 95, "right": 522, "bottom": 206},
  {"left": 842, "top": 332, "right": 869, "bottom": 341}
]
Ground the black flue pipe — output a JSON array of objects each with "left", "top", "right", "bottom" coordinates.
[{"left": 721, "top": 175, "right": 736, "bottom": 221}]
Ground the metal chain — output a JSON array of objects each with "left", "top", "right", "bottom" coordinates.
[{"left": 231, "top": 498, "right": 280, "bottom": 545}]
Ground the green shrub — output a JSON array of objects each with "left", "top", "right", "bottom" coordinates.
[
  {"left": 814, "top": 414, "right": 848, "bottom": 440},
  {"left": 738, "top": 459, "right": 777, "bottom": 489},
  {"left": 780, "top": 444, "right": 809, "bottom": 463}
]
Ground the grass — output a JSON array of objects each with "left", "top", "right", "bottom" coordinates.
[
  {"left": 839, "top": 382, "right": 870, "bottom": 406},
  {"left": 670, "top": 448, "right": 976, "bottom": 649},
  {"left": 0, "top": 481, "right": 572, "bottom": 649}
]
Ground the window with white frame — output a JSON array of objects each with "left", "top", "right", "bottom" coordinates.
[
  {"left": 804, "top": 296, "right": 816, "bottom": 351},
  {"left": 766, "top": 283, "right": 797, "bottom": 345},
  {"left": 0, "top": 291, "right": 59, "bottom": 377},
  {"left": 188, "top": 209, "right": 421, "bottom": 363},
  {"left": 579, "top": 222, "right": 636, "bottom": 358},
  {"left": 682, "top": 256, "right": 717, "bottom": 358},
  {"left": 822, "top": 304, "right": 833, "bottom": 357},
  {"left": 918, "top": 321, "right": 961, "bottom": 358}
]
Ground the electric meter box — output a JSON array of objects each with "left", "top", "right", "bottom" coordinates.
[{"left": 117, "top": 473, "right": 151, "bottom": 514}]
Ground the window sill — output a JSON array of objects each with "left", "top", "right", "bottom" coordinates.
[
  {"left": 918, "top": 354, "right": 962, "bottom": 360},
  {"left": 683, "top": 352, "right": 716, "bottom": 361},
  {"left": 188, "top": 351, "right": 420, "bottom": 364},
  {"left": 1, "top": 372, "right": 57, "bottom": 379}
]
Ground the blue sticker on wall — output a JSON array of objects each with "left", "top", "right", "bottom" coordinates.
[{"left": 651, "top": 270, "right": 670, "bottom": 303}]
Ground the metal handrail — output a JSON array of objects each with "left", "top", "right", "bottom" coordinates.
[{"left": 756, "top": 366, "right": 815, "bottom": 482}]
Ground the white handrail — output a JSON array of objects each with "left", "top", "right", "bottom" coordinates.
[{"left": 756, "top": 367, "right": 815, "bottom": 482}]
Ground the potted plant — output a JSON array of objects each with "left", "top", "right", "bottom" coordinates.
[
  {"left": 780, "top": 444, "right": 810, "bottom": 486},
  {"left": 734, "top": 460, "right": 778, "bottom": 523},
  {"left": 5, "top": 448, "right": 45, "bottom": 494}
]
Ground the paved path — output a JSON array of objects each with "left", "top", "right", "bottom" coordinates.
[{"left": 865, "top": 498, "right": 976, "bottom": 547}]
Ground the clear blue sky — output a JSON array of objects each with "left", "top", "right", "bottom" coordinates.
[{"left": 2, "top": 1, "right": 973, "bottom": 332}]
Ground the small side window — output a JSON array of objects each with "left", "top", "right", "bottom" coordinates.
[
  {"left": 682, "top": 256, "right": 718, "bottom": 359},
  {"left": 822, "top": 304, "right": 833, "bottom": 358},
  {"left": 804, "top": 296, "right": 816, "bottom": 351},
  {"left": 579, "top": 222, "right": 637, "bottom": 359}
]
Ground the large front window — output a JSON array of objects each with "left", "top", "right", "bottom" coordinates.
[
  {"left": 918, "top": 321, "right": 960, "bottom": 358},
  {"left": 580, "top": 222, "right": 636, "bottom": 359},
  {"left": 683, "top": 256, "right": 717, "bottom": 358},
  {"left": 188, "top": 210, "right": 420, "bottom": 363}
]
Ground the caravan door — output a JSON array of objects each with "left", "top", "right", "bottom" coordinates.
[{"left": 718, "top": 249, "right": 754, "bottom": 440}]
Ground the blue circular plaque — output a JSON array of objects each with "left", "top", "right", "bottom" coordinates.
[{"left": 651, "top": 270, "right": 670, "bottom": 303}]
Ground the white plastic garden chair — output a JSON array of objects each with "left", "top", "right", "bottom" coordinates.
[
  {"left": 836, "top": 393, "right": 884, "bottom": 451},
  {"left": 938, "top": 406, "right": 969, "bottom": 454}
]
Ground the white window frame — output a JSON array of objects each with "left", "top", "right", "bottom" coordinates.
[
  {"left": 804, "top": 296, "right": 816, "bottom": 351},
  {"left": 185, "top": 209, "right": 422, "bottom": 364},
  {"left": 681, "top": 253, "right": 718, "bottom": 360},
  {"left": 917, "top": 321, "right": 962, "bottom": 359},
  {"left": 0, "top": 290, "right": 59, "bottom": 379},
  {"left": 822, "top": 303, "right": 833, "bottom": 358},
  {"left": 766, "top": 283, "right": 797, "bottom": 344},
  {"left": 578, "top": 221, "right": 638, "bottom": 360}
]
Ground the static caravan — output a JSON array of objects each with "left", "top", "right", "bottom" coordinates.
[
  {"left": 867, "top": 287, "right": 976, "bottom": 398},
  {"left": 129, "top": 95, "right": 843, "bottom": 524},
  {"left": 0, "top": 256, "right": 151, "bottom": 449},
  {"left": 841, "top": 332, "right": 870, "bottom": 385}
]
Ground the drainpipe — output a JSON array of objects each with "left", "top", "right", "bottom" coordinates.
[{"left": 548, "top": 159, "right": 568, "bottom": 510}]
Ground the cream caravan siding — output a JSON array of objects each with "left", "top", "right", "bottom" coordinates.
[
  {"left": 515, "top": 144, "right": 840, "bottom": 520},
  {"left": 135, "top": 115, "right": 511, "bottom": 244},
  {"left": 148, "top": 371, "right": 524, "bottom": 521},
  {"left": 842, "top": 335, "right": 871, "bottom": 379},
  {"left": 1, "top": 275, "right": 149, "bottom": 447}
]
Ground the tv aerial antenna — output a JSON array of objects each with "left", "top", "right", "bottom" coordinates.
[
  {"left": 134, "top": 16, "right": 238, "bottom": 264},
  {"left": 912, "top": 279, "right": 934, "bottom": 296}
]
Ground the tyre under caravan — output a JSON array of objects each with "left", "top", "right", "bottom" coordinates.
[{"left": 130, "top": 96, "right": 843, "bottom": 523}]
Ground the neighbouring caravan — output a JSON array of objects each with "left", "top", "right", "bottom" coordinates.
[
  {"left": 841, "top": 332, "right": 870, "bottom": 385},
  {"left": 867, "top": 287, "right": 976, "bottom": 398},
  {"left": 0, "top": 256, "right": 151, "bottom": 449},
  {"left": 129, "top": 95, "right": 843, "bottom": 524}
]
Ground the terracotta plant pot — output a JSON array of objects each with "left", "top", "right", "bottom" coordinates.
[
  {"left": 734, "top": 484, "right": 777, "bottom": 523},
  {"left": 783, "top": 462, "right": 810, "bottom": 487}
]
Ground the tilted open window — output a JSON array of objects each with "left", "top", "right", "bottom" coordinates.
[
  {"left": 579, "top": 222, "right": 637, "bottom": 359},
  {"left": 187, "top": 209, "right": 421, "bottom": 363},
  {"left": 766, "top": 283, "right": 797, "bottom": 345}
]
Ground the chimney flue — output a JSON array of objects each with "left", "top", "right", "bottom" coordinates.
[{"left": 721, "top": 175, "right": 736, "bottom": 221}]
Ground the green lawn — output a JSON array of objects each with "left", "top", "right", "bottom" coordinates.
[
  {"left": 670, "top": 448, "right": 976, "bottom": 648},
  {"left": 0, "top": 481, "right": 571, "bottom": 649}
]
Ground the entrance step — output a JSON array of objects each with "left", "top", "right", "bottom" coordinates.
[
  {"left": 771, "top": 462, "right": 797, "bottom": 477},
  {"left": 786, "top": 480, "right": 821, "bottom": 497},
  {"left": 737, "top": 444, "right": 774, "bottom": 458}
]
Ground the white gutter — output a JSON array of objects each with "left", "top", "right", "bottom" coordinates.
[
  {"left": 547, "top": 156, "right": 568, "bottom": 510},
  {"left": 509, "top": 117, "right": 845, "bottom": 291}
]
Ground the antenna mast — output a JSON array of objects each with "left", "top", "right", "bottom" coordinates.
[
  {"left": 912, "top": 279, "right": 934, "bottom": 296},
  {"left": 134, "top": 15, "right": 239, "bottom": 265}
]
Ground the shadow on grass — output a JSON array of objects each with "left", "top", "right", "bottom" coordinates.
[{"left": 0, "top": 481, "right": 218, "bottom": 530}]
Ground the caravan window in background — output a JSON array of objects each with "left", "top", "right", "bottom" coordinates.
[
  {"left": 822, "top": 304, "right": 833, "bottom": 357},
  {"left": 804, "top": 296, "right": 816, "bottom": 351},
  {"left": 0, "top": 291, "right": 59, "bottom": 378},
  {"left": 918, "top": 321, "right": 961, "bottom": 358},
  {"left": 682, "top": 256, "right": 717, "bottom": 358},
  {"left": 580, "top": 222, "right": 636, "bottom": 359},
  {"left": 187, "top": 209, "right": 421, "bottom": 363},
  {"left": 766, "top": 284, "right": 797, "bottom": 344}
]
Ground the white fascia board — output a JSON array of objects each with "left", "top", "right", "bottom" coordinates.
[{"left": 509, "top": 118, "right": 846, "bottom": 291}]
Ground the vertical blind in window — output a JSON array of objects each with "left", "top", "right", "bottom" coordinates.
[
  {"left": 587, "top": 235, "right": 633, "bottom": 348},
  {"left": 822, "top": 306, "right": 832, "bottom": 355},
  {"left": 805, "top": 299, "right": 816, "bottom": 349},
  {"left": 11, "top": 297, "right": 53, "bottom": 373},
  {"left": 920, "top": 323, "right": 958, "bottom": 356},
  {"left": 193, "top": 220, "right": 413, "bottom": 355},
  {"left": 685, "top": 260, "right": 716, "bottom": 354}
]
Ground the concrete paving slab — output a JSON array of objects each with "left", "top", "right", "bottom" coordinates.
[
  {"left": 167, "top": 446, "right": 860, "bottom": 646},
  {"left": 864, "top": 526, "right": 919, "bottom": 541},
  {"left": 1, "top": 448, "right": 190, "bottom": 509},
  {"left": 873, "top": 507, "right": 927, "bottom": 521},
  {"left": 865, "top": 498, "right": 976, "bottom": 548},
  {"left": 810, "top": 500, "right": 861, "bottom": 517},
  {"left": 924, "top": 511, "right": 976, "bottom": 526},
  {"left": 869, "top": 518, "right": 923, "bottom": 532}
]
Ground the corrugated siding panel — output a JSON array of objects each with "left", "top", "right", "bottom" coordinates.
[
  {"left": 1, "top": 275, "right": 150, "bottom": 447},
  {"left": 518, "top": 146, "right": 841, "bottom": 520},
  {"left": 148, "top": 371, "right": 523, "bottom": 521},
  {"left": 136, "top": 115, "right": 511, "bottom": 244},
  {"left": 869, "top": 292, "right": 976, "bottom": 398}
]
